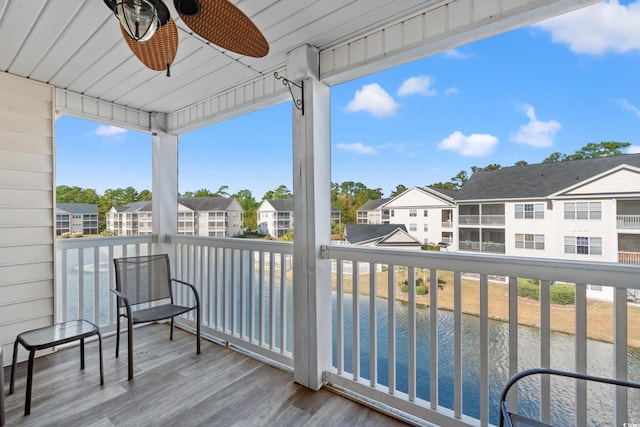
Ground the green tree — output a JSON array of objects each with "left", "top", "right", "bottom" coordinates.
[
  {"left": 390, "top": 184, "right": 407, "bottom": 198},
  {"left": 331, "top": 181, "right": 382, "bottom": 224},
  {"left": 191, "top": 188, "right": 214, "bottom": 197},
  {"left": 471, "top": 163, "right": 502, "bottom": 173},
  {"left": 138, "top": 189, "right": 152, "bottom": 201},
  {"left": 514, "top": 160, "right": 528, "bottom": 166},
  {"left": 543, "top": 141, "right": 630, "bottom": 163},
  {"left": 262, "top": 184, "right": 293, "bottom": 200},
  {"left": 231, "top": 189, "right": 259, "bottom": 230},
  {"left": 211, "top": 185, "right": 229, "bottom": 197},
  {"left": 450, "top": 170, "right": 469, "bottom": 190},
  {"left": 56, "top": 185, "right": 100, "bottom": 204}
]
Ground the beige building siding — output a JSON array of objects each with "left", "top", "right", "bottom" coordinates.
[{"left": 0, "top": 73, "right": 55, "bottom": 364}]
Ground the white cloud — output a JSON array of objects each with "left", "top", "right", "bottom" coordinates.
[
  {"left": 443, "top": 49, "right": 472, "bottom": 59},
  {"left": 628, "top": 145, "right": 640, "bottom": 154},
  {"left": 398, "top": 75, "right": 436, "bottom": 97},
  {"left": 445, "top": 87, "right": 459, "bottom": 95},
  {"left": 346, "top": 83, "right": 399, "bottom": 118},
  {"left": 336, "top": 142, "right": 378, "bottom": 155},
  {"left": 620, "top": 98, "right": 640, "bottom": 118},
  {"left": 535, "top": 0, "right": 640, "bottom": 55},
  {"left": 437, "top": 131, "right": 499, "bottom": 156},
  {"left": 510, "top": 104, "right": 561, "bottom": 147},
  {"left": 94, "top": 125, "right": 127, "bottom": 137}
]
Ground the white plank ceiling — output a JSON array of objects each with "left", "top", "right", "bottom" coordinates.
[{"left": 0, "top": 0, "right": 595, "bottom": 130}]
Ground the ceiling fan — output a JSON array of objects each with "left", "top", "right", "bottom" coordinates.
[{"left": 103, "top": 0, "right": 269, "bottom": 76}]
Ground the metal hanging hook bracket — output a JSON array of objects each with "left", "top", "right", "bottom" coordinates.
[{"left": 274, "top": 72, "right": 304, "bottom": 115}]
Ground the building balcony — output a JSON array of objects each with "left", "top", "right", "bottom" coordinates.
[
  {"left": 619, "top": 251, "right": 640, "bottom": 265},
  {"left": 441, "top": 221, "right": 453, "bottom": 228},
  {"left": 45, "top": 235, "right": 640, "bottom": 426},
  {"left": 617, "top": 215, "right": 640, "bottom": 229}
]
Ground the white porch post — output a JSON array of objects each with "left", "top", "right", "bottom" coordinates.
[
  {"left": 151, "top": 112, "right": 178, "bottom": 252},
  {"left": 290, "top": 45, "right": 332, "bottom": 390}
]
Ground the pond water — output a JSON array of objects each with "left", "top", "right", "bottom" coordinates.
[{"left": 333, "top": 293, "right": 640, "bottom": 426}]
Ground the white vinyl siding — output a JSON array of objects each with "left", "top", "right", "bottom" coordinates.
[{"left": 0, "top": 73, "right": 55, "bottom": 359}]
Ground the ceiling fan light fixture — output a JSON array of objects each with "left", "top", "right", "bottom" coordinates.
[
  {"left": 174, "top": 0, "right": 201, "bottom": 17},
  {"left": 115, "top": 0, "right": 160, "bottom": 42}
]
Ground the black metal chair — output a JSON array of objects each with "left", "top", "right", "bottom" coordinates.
[
  {"left": 112, "top": 254, "right": 201, "bottom": 380},
  {"left": 500, "top": 368, "right": 640, "bottom": 426}
]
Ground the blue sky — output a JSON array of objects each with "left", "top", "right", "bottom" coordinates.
[{"left": 56, "top": 0, "right": 640, "bottom": 199}]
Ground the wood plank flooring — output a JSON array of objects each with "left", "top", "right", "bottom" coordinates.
[{"left": 3, "top": 324, "right": 409, "bottom": 426}]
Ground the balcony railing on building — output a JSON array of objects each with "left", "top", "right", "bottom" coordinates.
[
  {"left": 55, "top": 235, "right": 640, "bottom": 427},
  {"left": 617, "top": 215, "right": 640, "bottom": 229}
]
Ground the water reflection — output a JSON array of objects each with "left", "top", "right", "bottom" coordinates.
[{"left": 333, "top": 293, "right": 640, "bottom": 426}]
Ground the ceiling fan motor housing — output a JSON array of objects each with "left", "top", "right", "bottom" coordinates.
[{"left": 175, "top": 0, "right": 202, "bottom": 16}]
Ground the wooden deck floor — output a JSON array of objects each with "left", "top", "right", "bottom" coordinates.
[{"left": 3, "top": 324, "right": 409, "bottom": 426}]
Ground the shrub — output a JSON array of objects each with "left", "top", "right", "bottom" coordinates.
[
  {"left": 400, "top": 284, "right": 409, "bottom": 293},
  {"left": 551, "top": 284, "right": 575, "bottom": 305},
  {"left": 416, "top": 277, "right": 424, "bottom": 286},
  {"left": 517, "top": 279, "right": 540, "bottom": 301},
  {"left": 416, "top": 285, "right": 428, "bottom": 295},
  {"left": 421, "top": 244, "right": 441, "bottom": 251}
]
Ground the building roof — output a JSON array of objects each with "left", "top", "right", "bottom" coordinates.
[
  {"left": 178, "top": 197, "right": 239, "bottom": 211},
  {"left": 56, "top": 203, "right": 98, "bottom": 214},
  {"left": 425, "top": 186, "right": 459, "bottom": 200},
  {"left": 344, "top": 224, "right": 408, "bottom": 245},
  {"left": 357, "top": 198, "right": 390, "bottom": 211},
  {"left": 456, "top": 154, "right": 640, "bottom": 201}
]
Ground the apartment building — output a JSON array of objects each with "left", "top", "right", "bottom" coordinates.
[
  {"left": 55, "top": 203, "right": 99, "bottom": 235},
  {"left": 257, "top": 199, "right": 341, "bottom": 238},
  {"left": 106, "top": 197, "right": 243, "bottom": 237}
]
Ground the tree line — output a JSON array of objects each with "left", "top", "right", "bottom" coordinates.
[
  {"left": 57, "top": 141, "right": 631, "bottom": 232},
  {"left": 431, "top": 141, "right": 631, "bottom": 190}
]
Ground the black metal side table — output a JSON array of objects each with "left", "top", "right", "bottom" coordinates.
[{"left": 9, "top": 320, "right": 104, "bottom": 416}]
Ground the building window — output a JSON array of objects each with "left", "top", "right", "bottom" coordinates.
[
  {"left": 391, "top": 210, "right": 395, "bottom": 217},
  {"left": 423, "top": 209, "right": 428, "bottom": 217},
  {"left": 515, "top": 203, "right": 544, "bottom": 219},
  {"left": 564, "top": 202, "right": 602, "bottom": 220},
  {"left": 564, "top": 236, "right": 602, "bottom": 255},
  {"left": 409, "top": 209, "right": 417, "bottom": 217},
  {"left": 515, "top": 233, "right": 545, "bottom": 250},
  {"left": 423, "top": 224, "right": 428, "bottom": 232},
  {"left": 409, "top": 223, "right": 417, "bottom": 231}
]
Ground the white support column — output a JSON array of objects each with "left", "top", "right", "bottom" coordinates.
[
  {"left": 290, "top": 45, "right": 332, "bottom": 390},
  {"left": 151, "top": 112, "right": 178, "bottom": 253}
]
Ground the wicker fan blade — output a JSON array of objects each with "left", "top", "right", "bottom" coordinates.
[
  {"left": 176, "top": 0, "right": 268, "bottom": 58},
  {"left": 121, "top": 18, "right": 178, "bottom": 74}
]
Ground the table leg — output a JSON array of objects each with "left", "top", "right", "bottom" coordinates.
[
  {"left": 24, "top": 351, "right": 35, "bottom": 416},
  {"left": 9, "top": 340, "right": 18, "bottom": 395}
]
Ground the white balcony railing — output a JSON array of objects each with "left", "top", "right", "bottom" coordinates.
[
  {"left": 619, "top": 251, "right": 640, "bottom": 265},
  {"left": 617, "top": 215, "right": 640, "bottom": 229},
  {"left": 56, "top": 235, "right": 156, "bottom": 332},
  {"left": 56, "top": 236, "right": 640, "bottom": 426},
  {"left": 322, "top": 245, "right": 640, "bottom": 427}
]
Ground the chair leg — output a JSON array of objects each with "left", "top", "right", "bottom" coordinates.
[
  {"left": 24, "top": 351, "right": 35, "bottom": 416},
  {"left": 127, "top": 318, "right": 134, "bottom": 381},
  {"left": 97, "top": 330, "right": 104, "bottom": 385},
  {"left": 115, "top": 313, "right": 121, "bottom": 358},
  {"left": 80, "top": 338, "right": 85, "bottom": 370},
  {"left": 170, "top": 317, "right": 174, "bottom": 341},
  {"left": 196, "top": 305, "right": 201, "bottom": 354},
  {"left": 9, "top": 339, "right": 18, "bottom": 394}
]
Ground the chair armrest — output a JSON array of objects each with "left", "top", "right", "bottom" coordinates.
[
  {"left": 110, "top": 288, "right": 132, "bottom": 309},
  {"left": 171, "top": 278, "right": 201, "bottom": 307}
]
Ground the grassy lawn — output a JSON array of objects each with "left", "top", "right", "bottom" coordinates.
[{"left": 331, "top": 268, "right": 640, "bottom": 348}]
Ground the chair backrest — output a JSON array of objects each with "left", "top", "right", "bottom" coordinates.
[{"left": 113, "top": 254, "right": 173, "bottom": 306}]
